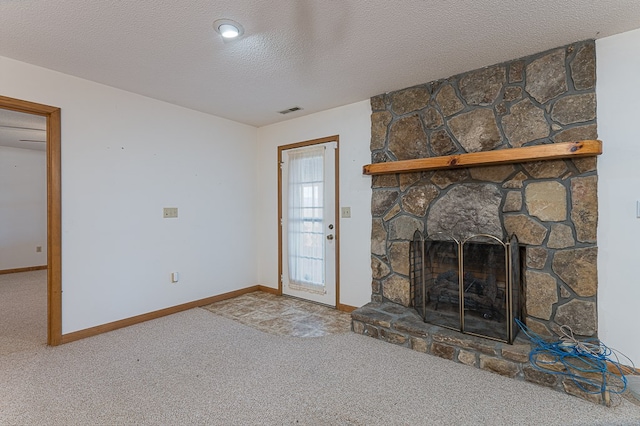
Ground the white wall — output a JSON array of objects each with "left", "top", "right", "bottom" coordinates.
[
  {"left": 0, "top": 146, "right": 47, "bottom": 270},
  {"left": 0, "top": 56, "right": 259, "bottom": 334},
  {"left": 256, "top": 101, "right": 372, "bottom": 308},
  {"left": 597, "top": 28, "right": 640, "bottom": 364}
]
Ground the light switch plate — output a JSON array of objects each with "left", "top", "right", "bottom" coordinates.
[
  {"left": 637, "top": 201, "right": 640, "bottom": 218},
  {"left": 163, "top": 207, "right": 178, "bottom": 218},
  {"left": 341, "top": 207, "right": 351, "bottom": 218}
]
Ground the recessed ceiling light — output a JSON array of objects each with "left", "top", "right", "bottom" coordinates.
[{"left": 213, "top": 19, "right": 244, "bottom": 40}]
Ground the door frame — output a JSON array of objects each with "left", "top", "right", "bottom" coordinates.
[
  {"left": 0, "top": 95, "right": 62, "bottom": 346},
  {"left": 277, "top": 135, "right": 340, "bottom": 307}
]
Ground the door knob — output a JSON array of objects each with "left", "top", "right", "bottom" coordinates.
[{"left": 326, "top": 234, "right": 334, "bottom": 240}]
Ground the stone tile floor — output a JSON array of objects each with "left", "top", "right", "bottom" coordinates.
[{"left": 202, "top": 291, "right": 352, "bottom": 337}]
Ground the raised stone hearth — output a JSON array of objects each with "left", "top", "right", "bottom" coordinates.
[
  {"left": 358, "top": 39, "right": 603, "bottom": 404},
  {"left": 352, "top": 302, "right": 605, "bottom": 405}
]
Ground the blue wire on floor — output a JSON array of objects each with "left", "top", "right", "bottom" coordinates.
[{"left": 515, "top": 318, "right": 636, "bottom": 395}]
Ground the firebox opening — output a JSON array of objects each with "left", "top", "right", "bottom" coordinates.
[{"left": 410, "top": 230, "right": 524, "bottom": 344}]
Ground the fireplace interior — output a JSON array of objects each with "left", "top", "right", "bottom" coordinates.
[{"left": 410, "top": 231, "right": 523, "bottom": 343}]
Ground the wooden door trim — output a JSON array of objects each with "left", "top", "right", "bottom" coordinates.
[
  {"left": 277, "top": 135, "right": 340, "bottom": 307},
  {"left": 0, "top": 95, "right": 62, "bottom": 346}
]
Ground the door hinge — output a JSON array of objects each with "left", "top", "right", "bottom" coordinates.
[{"left": 280, "top": 274, "right": 284, "bottom": 284}]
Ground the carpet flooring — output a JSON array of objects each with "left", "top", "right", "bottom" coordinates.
[{"left": 1, "top": 272, "right": 640, "bottom": 424}]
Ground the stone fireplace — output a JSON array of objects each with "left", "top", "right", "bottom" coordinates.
[{"left": 352, "top": 40, "right": 605, "bottom": 403}]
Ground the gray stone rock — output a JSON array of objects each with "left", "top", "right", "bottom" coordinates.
[
  {"left": 371, "top": 280, "right": 380, "bottom": 294},
  {"left": 371, "top": 151, "right": 391, "bottom": 164},
  {"left": 389, "top": 241, "right": 410, "bottom": 276},
  {"left": 370, "top": 111, "right": 392, "bottom": 151},
  {"left": 503, "top": 86, "right": 522, "bottom": 102},
  {"left": 502, "top": 171, "right": 528, "bottom": 189},
  {"left": 459, "top": 65, "right": 506, "bottom": 106},
  {"left": 479, "top": 355, "right": 519, "bottom": 378},
  {"left": 572, "top": 157, "right": 597, "bottom": 174},
  {"left": 435, "top": 84, "right": 465, "bottom": 117},
  {"left": 552, "top": 247, "right": 597, "bottom": 297},
  {"left": 509, "top": 60, "right": 525, "bottom": 83},
  {"left": 383, "top": 204, "right": 402, "bottom": 222},
  {"left": 423, "top": 107, "right": 444, "bottom": 129},
  {"left": 562, "top": 378, "right": 602, "bottom": 405},
  {"left": 388, "top": 215, "right": 424, "bottom": 241},
  {"left": 524, "top": 367, "right": 558, "bottom": 388},
  {"left": 431, "top": 342, "right": 455, "bottom": 360},
  {"left": 524, "top": 181, "right": 567, "bottom": 221},
  {"left": 379, "top": 328, "right": 407, "bottom": 345},
  {"left": 458, "top": 349, "right": 477, "bottom": 366},
  {"left": 504, "top": 215, "right": 548, "bottom": 245},
  {"left": 351, "top": 305, "right": 394, "bottom": 328},
  {"left": 555, "top": 299, "right": 597, "bottom": 336},
  {"left": 571, "top": 176, "right": 598, "bottom": 242},
  {"left": 470, "top": 165, "right": 515, "bottom": 182},
  {"left": 388, "top": 115, "right": 428, "bottom": 160},
  {"left": 525, "top": 49, "right": 568, "bottom": 104},
  {"left": 370, "top": 94, "right": 386, "bottom": 111},
  {"left": 503, "top": 191, "right": 523, "bottom": 212},
  {"left": 502, "top": 344, "right": 531, "bottom": 363},
  {"left": 525, "top": 317, "right": 553, "bottom": 338},
  {"left": 371, "top": 174, "right": 398, "bottom": 189},
  {"left": 390, "top": 86, "right": 430, "bottom": 115},
  {"left": 502, "top": 99, "right": 550, "bottom": 147},
  {"left": 551, "top": 93, "right": 596, "bottom": 125},
  {"left": 402, "top": 184, "right": 439, "bottom": 217},
  {"left": 448, "top": 109, "right": 502, "bottom": 152},
  {"left": 547, "top": 224, "right": 575, "bottom": 249},
  {"left": 429, "top": 129, "right": 457, "bottom": 156},
  {"left": 399, "top": 173, "right": 422, "bottom": 191},
  {"left": 431, "top": 169, "right": 469, "bottom": 189},
  {"left": 526, "top": 246, "right": 548, "bottom": 269},
  {"left": 525, "top": 270, "right": 558, "bottom": 320},
  {"left": 371, "top": 219, "right": 387, "bottom": 256},
  {"left": 411, "top": 337, "right": 428, "bottom": 352},
  {"left": 553, "top": 124, "right": 597, "bottom": 143},
  {"left": 522, "top": 160, "right": 567, "bottom": 179},
  {"left": 371, "top": 189, "right": 399, "bottom": 216},
  {"left": 371, "top": 256, "right": 391, "bottom": 279},
  {"left": 427, "top": 184, "right": 503, "bottom": 238},
  {"left": 570, "top": 43, "right": 596, "bottom": 90},
  {"left": 382, "top": 274, "right": 410, "bottom": 306}
]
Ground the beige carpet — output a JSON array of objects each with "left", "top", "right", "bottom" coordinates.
[
  {"left": 1, "top": 304, "right": 640, "bottom": 425},
  {"left": 0, "top": 270, "right": 47, "bottom": 356}
]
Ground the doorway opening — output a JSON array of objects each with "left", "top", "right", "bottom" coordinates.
[
  {"left": 0, "top": 95, "right": 62, "bottom": 346},
  {"left": 278, "top": 136, "right": 339, "bottom": 307}
]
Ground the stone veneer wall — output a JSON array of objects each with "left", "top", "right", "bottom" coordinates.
[{"left": 369, "top": 40, "right": 598, "bottom": 338}]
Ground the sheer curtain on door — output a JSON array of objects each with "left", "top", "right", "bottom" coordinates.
[{"left": 287, "top": 145, "right": 326, "bottom": 292}]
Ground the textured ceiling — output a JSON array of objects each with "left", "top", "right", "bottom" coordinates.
[{"left": 0, "top": 1, "right": 639, "bottom": 127}]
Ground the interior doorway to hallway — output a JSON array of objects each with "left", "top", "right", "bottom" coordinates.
[{"left": 0, "top": 95, "right": 62, "bottom": 346}]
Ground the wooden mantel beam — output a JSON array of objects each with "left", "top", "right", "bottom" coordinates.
[{"left": 362, "top": 140, "right": 602, "bottom": 176}]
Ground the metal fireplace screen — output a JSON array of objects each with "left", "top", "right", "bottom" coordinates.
[{"left": 410, "top": 231, "right": 521, "bottom": 343}]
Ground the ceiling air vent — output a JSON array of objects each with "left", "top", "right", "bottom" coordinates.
[{"left": 278, "top": 106, "right": 303, "bottom": 115}]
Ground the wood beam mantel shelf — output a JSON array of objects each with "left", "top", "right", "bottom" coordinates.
[{"left": 362, "top": 140, "right": 602, "bottom": 176}]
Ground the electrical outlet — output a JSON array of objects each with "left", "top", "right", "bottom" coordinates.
[
  {"left": 36, "top": 246, "right": 42, "bottom": 253},
  {"left": 163, "top": 207, "right": 178, "bottom": 218},
  {"left": 341, "top": 207, "right": 351, "bottom": 218}
]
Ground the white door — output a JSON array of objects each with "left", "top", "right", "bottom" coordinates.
[{"left": 281, "top": 141, "right": 337, "bottom": 306}]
